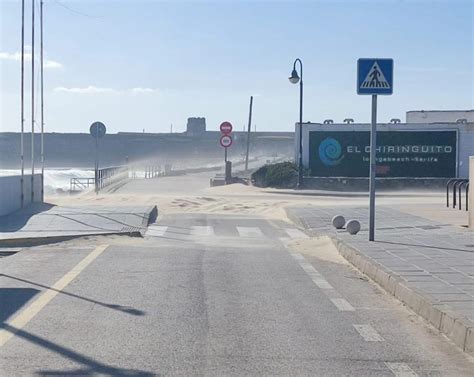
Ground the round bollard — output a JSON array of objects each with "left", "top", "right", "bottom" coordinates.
[
  {"left": 345, "top": 220, "right": 361, "bottom": 235},
  {"left": 332, "top": 215, "right": 346, "bottom": 229}
]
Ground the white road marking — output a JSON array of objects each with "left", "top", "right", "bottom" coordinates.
[
  {"left": 300, "top": 263, "right": 334, "bottom": 289},
  {"left": 236, "top": 226, "right": 264, "bottom": 238},
  {"left": 290, "top": 253, "right": 334, "bottom": 289},
  {"left": 330, "top": 298, "right": 355, "bottom": 311},
  {"left": 284, "top": 228, "right": 309, "bottom": 239},
  {"left": 191, "top": 226, "right": 214, "bottom": 236},
  {"left": 146, "top": 225, "right": 168, "bottom": 237},
  {"left": 385, "top": 362, "right": 418, "bottom": 377},
  {"left": 0, "top": 244, "right": 109, "bottom": 347},
  {"left": 353, "top": 324, "right": 384, "bottom": 342}
]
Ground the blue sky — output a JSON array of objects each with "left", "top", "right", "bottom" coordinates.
[{"left": 1, "top": 0, "right": 472, "bottom": 133}]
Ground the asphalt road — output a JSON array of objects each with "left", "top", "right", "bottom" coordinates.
[{"left": 1, "top": 212, "right": 473, "bottom": 376}]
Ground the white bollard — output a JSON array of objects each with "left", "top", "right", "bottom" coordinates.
[
  {"left": 346, "top": 220, "right": 361, "bottom": 235},
  {"left": 332, "top": 215, "right": 346, "bottom": 229}
]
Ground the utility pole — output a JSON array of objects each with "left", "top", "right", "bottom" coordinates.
[
  {"left": 245, "top": 96, "right": 253, "bottom": 171},
  {"left": 31, "top": 0, "right": 35, "bottom": 203},
  {"left": 20, "top": 0, "right": 25, "bottom": 207},
  {"left": 40, "top": 0, "right": 45, "bottom": 201}
]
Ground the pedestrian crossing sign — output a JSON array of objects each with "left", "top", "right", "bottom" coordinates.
[{"left": 357, "top": 58, "right": 393, "bottom": 95}]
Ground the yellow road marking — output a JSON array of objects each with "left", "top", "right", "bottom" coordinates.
[{"left": 0, "top": 244, "right": 109, "bottom": 347}]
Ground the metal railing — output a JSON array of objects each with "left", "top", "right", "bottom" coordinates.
[
  {"left": 70, "top": 177, "right": 95, "bottom": 192},
  {"left": 70, "top": 166, "right": 129, "bottom": 193},
  {"left": 446, "top": 178, "right": 469, "bottom": 211}
]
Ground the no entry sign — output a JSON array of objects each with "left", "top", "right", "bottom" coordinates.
[
  {"left": 220, "top": 134, "right": 233, "bottom": 148},
  {"left": 220, "top": 121, "right": 233, "bottom": 134}
]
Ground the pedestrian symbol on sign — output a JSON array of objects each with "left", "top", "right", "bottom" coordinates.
[
  {"left": 357, "top": 58, "right": 393, "bottom": 95},
  {"left": 361, "top": 62, "right": 390, "bottom": 89}
]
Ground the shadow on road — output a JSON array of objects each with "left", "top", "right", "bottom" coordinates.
[
  {"left": 1, "top": 274, "right": 145, "bottom": 316},
  {"left": 2, "top": 324, "right": 157, "bottom": 376},
  {"left": 0, "top": 287, "right": 40, "bottom": 322}
]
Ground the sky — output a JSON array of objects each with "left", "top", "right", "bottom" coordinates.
[{"left": 0, "top": 0, "right": 473, "bottom": 134}]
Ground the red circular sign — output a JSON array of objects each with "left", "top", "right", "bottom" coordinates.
[
  {"left": 220, "top": 134, "right": 233, "bottom": 148},
  {"left": 220, "top": 121, "right": 233, "bottom": 134}
]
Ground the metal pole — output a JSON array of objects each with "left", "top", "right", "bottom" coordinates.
[
  {"left": 40, "top": 0, "right": 44, "bottom": 201},
  {"left": 224, "top": 147, "right": 227, "bottom": 163},
  {"left": 95, "top": 134, "right": 99, "bottom": 194},
  {"left": 245, "top": 96, "right": 253, "bottom": 171},
  {"left": 369, "top": 94, "right": 377, "bottom": 241},
  {"left": 31, "top": 0, "right": 35, "bottom": 203},
  {"left": 20, "top": 0, "right": 25, "bottom": 207},
  {"left": 298, "top": 73, "right": 303, "bottom": 188}
]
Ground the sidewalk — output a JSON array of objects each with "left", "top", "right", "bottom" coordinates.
[
  {"left": 287, "top": 205, "right": 474, "bottom": 354},
  {"left": 0, "top": 203, "right": 157, "bottom": 246}
]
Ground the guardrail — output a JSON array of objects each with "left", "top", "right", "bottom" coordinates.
[
  {"left": 70, "top": 177, "right": 95, "bottom": 192},
  {"left": 70, "top": 166, "right": 129, "bottom": 193},
  {"left": 446, "top": 178, "right": 469, "bottom": 211}
]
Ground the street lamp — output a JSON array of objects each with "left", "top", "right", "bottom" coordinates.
[{"left": 289, "top": 58, "right": 303, "bottom": 189}]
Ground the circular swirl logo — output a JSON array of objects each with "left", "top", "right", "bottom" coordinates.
[{"left": 319, "top": 137, "right": 344, "bottom": 166}]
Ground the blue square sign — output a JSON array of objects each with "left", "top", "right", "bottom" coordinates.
[{"left": 357, "top": 58, "right": 393, "bottom": 95}]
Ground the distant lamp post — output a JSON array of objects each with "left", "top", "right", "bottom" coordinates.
[{"left": 289, "top": 58, "right": 303, "bottom": 189}]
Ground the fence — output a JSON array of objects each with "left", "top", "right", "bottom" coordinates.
[
  {"left": 446, "top": 178, "right": 469, "bottom": 211},
  {"left": 70, "top": 166, "right": 129, "bottom": 193}
]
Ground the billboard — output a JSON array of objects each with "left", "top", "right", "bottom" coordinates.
[{"left": 309, "top": 130, "right": 457, "bottom": 178}]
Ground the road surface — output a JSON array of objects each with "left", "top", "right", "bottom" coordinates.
[{"left": 1, "top": 210, "right": 472, "bottom": 375}]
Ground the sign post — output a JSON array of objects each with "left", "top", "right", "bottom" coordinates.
[
  {"left": 357, "top": 58, "right": 393, "bottom": 241},
  {"left": 89, "top": 121, "right": 106, "bottom": 194},
  {"left": 220, "top": 121, "right": 233, "bottom": 183},
  {"left": 220, "top": 121, "right": 233, "bottom": 162}
]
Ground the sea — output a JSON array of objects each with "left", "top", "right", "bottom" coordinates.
[{"left": 0, "top": 168, "right": 94, "bottom": 194}]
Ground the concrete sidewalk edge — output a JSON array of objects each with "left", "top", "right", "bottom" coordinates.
[
  {"left": 330, "top": 236, "right": 474, "bottom": 354},
  {"left": 0, "top": 231, "right": 143, "bottom": 248},
  {"left": 0, "top": 205, "right": 158, "bottom": 248}
]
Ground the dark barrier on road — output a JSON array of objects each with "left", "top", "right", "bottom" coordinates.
[{"left": 446, "top": 178, "right": 469, "bottom": 210}]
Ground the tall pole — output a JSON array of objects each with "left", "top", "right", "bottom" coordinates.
[
  {"left": 40, "top": 0, "right": 44, "bottom": 200},
  {"left": 369, "top": 94, "right": 377, "bottom": 241},
  {"left": 245, "top": 96, "right": 253, "bottom": 171},
  {"left": 20, "top": 0, "right": 25, "bottom": 207},
  {"left": 298, "top": 68, "right": 303, "bottom": 189},
  {"left": 31, "top": 0, "right": 35, "bottom": 203},
  {"left": 95, "top": 134, "right": 99, "bottom": 194}
]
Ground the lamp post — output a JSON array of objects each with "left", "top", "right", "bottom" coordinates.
[{"left": 289, "top": 58, "right": 303, "bottom": 189}]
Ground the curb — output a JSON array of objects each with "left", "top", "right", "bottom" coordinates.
[
  {"left": 330, "top": 236, "right": 474, "bottom": 354},
  {"left": 0, "top": 231, "right": 142, "bottom": 248},
  {"left": 0, "top": 205, "right": 159, "bottom": 248}
]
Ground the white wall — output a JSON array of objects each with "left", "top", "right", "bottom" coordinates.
[
  {"left": 0, "top": 174, "right": 43, "bottom": 216},
  {"left": 406, "top": 110, "right": 474, "bottom": 124},
  {"left": 298, "top": 122, "right": 474, "bottom": 178}
]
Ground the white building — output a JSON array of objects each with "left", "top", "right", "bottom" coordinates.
[{"left": 406, "top": 110, "right": 474, "bottom": 124}]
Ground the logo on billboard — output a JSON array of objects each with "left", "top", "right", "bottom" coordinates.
[{"left": 319, "top": 137, "right": 344, "bottom": 166}]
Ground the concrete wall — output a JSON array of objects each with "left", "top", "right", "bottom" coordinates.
[
  {"left": 406, "top": 110, "right": 474, "bottom": 123},
  {"left": 0, "top": 174, "right": 43, "bottom": 216},
  {"left": 298, "top": 122, "right": 474, "bottom": 178},
  {"left": 470, "top": 157, "right": 474, "bottom": 229}
]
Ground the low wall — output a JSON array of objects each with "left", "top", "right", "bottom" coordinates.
[
  {"left": 302, "top": 177, "right": 449, "bottom": 192},
  {"left": 470, "top": 157, "right": 474, "bottom": 228},
  {"left": 0, "top": 174, "right": 43, "bottom": 216}
]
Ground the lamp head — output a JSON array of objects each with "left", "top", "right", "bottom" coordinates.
[{"left": 288, "top": 69, "right": 300, "bottom": 84}]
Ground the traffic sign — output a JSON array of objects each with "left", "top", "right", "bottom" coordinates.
[
  {"left": 220, "top": 134, "right": 233, "bottom": 148},
  {"left": 357, "top": 59, "right": 393, "bottom": 95},
  {"left": 90, "top": 121, "right": 107, "bottom": 138},
  {"left": 220, "top": 121, "right": 233, "bottom": 134}
]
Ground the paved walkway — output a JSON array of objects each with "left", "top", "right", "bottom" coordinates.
[
  {"left": 0, "top": 203, "right": 157, "bottom": 244},
  {"left": 287, "top": 205, "right": 474, "bottom": 353}
]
